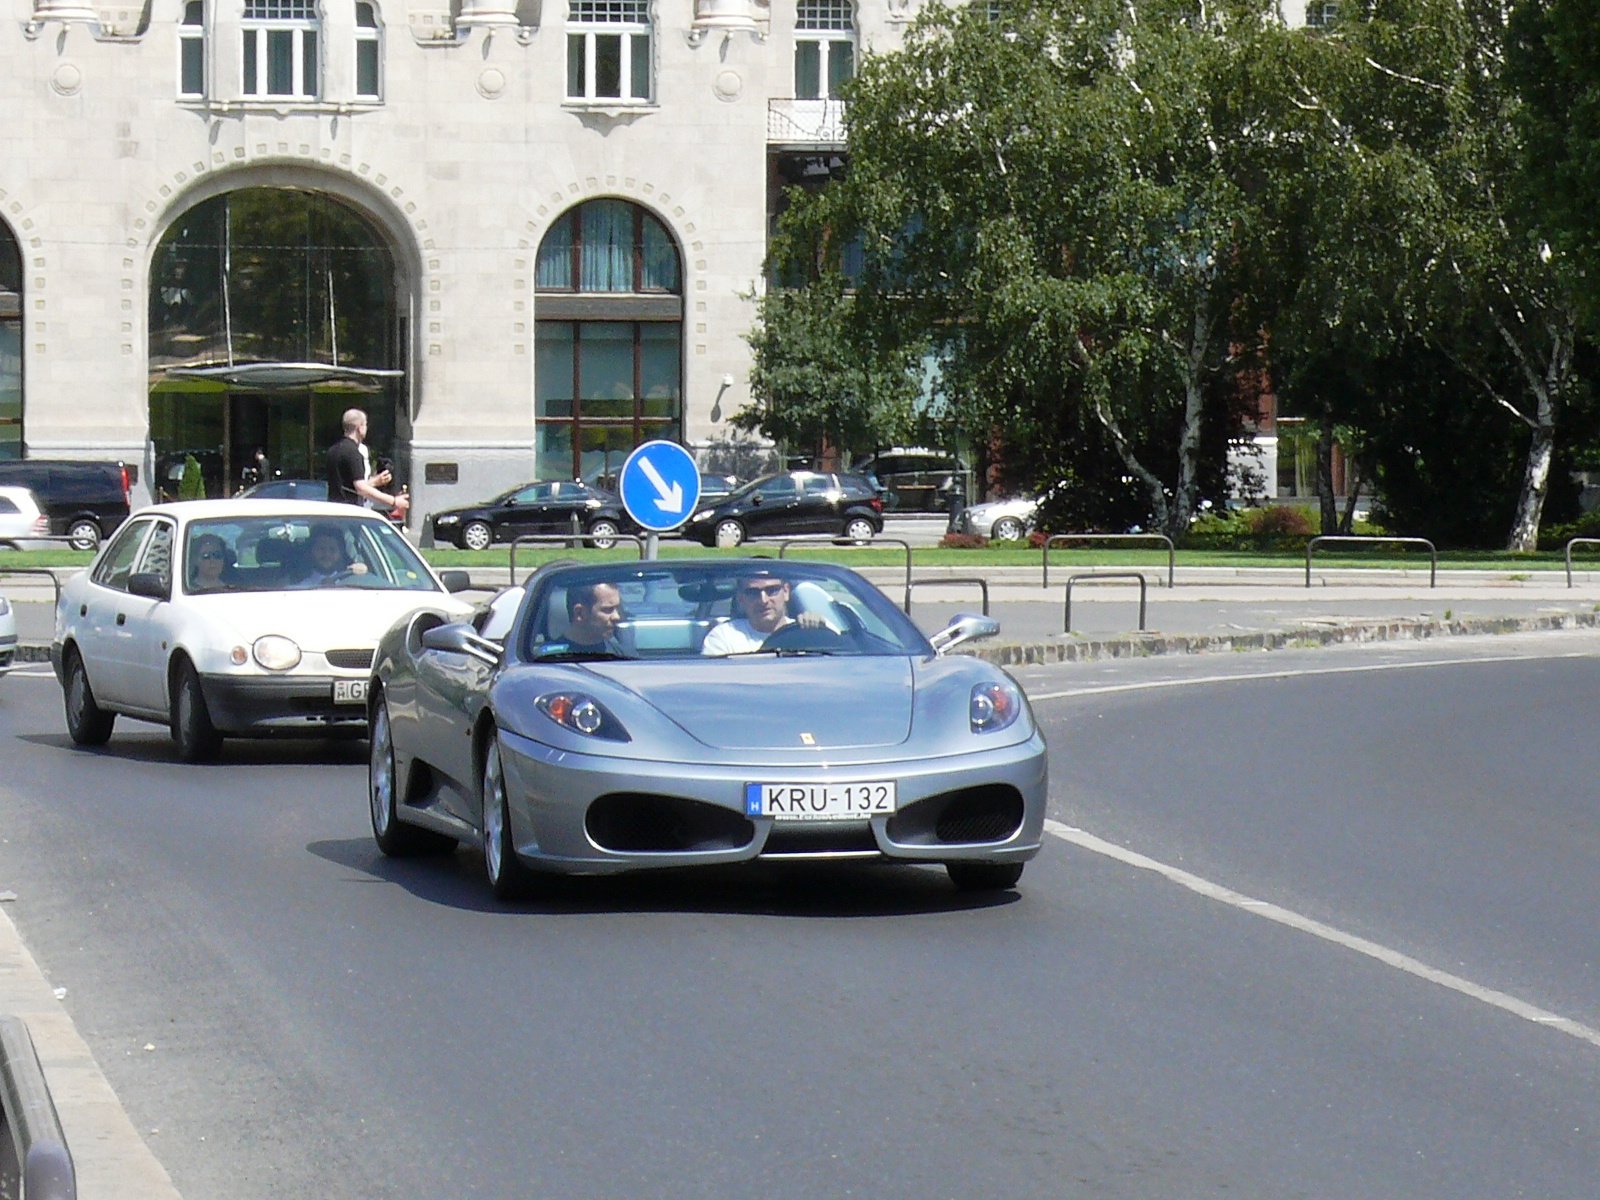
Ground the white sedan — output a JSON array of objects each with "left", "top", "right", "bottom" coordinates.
[
  {"left": 52, "top": 500, "right": 476, "bottom": 761},
  {"left": 0, "top": 485, "right": 50, "bottom": 549}
]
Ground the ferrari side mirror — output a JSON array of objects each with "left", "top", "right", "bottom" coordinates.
[{"left": 930, "top": 613, "right": 1000, "bottom": 655}]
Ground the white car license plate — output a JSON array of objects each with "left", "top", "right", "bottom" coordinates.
[
  {"left": 746, "top": 782, "right": 896, "bottom": 821},
  {"left": 333, "top": 679, "right": 369, "bottom": 705}
]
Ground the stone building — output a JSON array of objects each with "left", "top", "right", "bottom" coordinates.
[{"left": 1, "top": 0, "right": 911, "bottom": 521}]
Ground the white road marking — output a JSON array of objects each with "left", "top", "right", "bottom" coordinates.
[
  {"left": 3, "top": 669, "right": 56, "bottom": 679},
  {"left": 1024, "top": 650, "right": 1594, "bottom": 703},
  {"left": 1044, "top": 819, "right": 1600, "bottom": 1051}
]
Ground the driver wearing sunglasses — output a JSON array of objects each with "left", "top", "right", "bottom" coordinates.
[
  {"left": 188, "top": 533, "right": 233, "bottom": 593},
  {"left": 700, "top": 568, "right": 826, "bottom": 656}
]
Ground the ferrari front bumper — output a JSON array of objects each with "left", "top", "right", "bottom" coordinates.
[{"left": 495, "top": 726, "right": 1048, "bottom": 874}]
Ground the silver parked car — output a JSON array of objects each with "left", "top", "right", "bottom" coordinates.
[
  {"left": 949, "top": 495, "right": 1040, "bottom": 541},
  {"left": 367, "top": 558, "right": 1047, "bottom": 899}
]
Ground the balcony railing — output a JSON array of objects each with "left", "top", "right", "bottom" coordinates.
[{"left": 767, "top": 98, "right": 849, "bottom": 146}]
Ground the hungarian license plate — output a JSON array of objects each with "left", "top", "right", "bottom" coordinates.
[
  {"left": 333, "top": 679, "right": 369, "bottom": 705},
  {"left": 746, "top": 782, "right": 897, "bottom": 821}
]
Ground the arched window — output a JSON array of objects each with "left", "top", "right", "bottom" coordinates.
[
  {"left": 794, "top": 0, "right": 853, "bottom": 100},
  {"left": 534, "top": 200, "right": 682, "bottom": 483},
  {"left": 354, "top": 0, "right": 381, "bottom": 99},
  {"left": 0, "top": 224, "right": 19, "bottom": 461},
  {"left": 242, "top": 0, "right": 320, "bottom": 99},
  {"left": 178, "top": 0, "right": 206, "bottom": 98}
]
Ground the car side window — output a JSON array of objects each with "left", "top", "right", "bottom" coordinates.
[
  {"left": 136, "top": 522, "right": 176, "bottom": 590},
  {"left": 91, "top": 519, "right": 151, "bottom": 591},
  {"left": 511, "top": 484, "right": 555, "bottom": 504},
  {"left": 757, "top": 476, "right": 797, "bottom": 499},
  {"left": 800, "top": 475, "right": 835, "bottom": 496}
]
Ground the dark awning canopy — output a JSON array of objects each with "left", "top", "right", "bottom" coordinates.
[{"left": 164, "top": 362, "right": 404, "bottom": 392}]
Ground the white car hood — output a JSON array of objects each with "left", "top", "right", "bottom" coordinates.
[{"left": 188, "top": 589, "right": 472, "bottom": 651}]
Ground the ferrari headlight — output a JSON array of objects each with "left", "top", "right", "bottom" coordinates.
[
  {"left": 536, "top": 691, "right": 630, "bottom": 741},
  {"left": 970, "top": 681, "right": 1022, "bottom": 733},
  {"left": 252, "top": 635, "right": 302, "bottom": 671}
]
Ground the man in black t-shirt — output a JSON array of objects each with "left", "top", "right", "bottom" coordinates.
[{"left": 327, "top": 408, "right": 408, "bottom": 517}]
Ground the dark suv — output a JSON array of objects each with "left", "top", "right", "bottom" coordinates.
[
  {"left": 684, "top": 471, "right": 884, "bottom": 547},
  {"left": 851, "top": 449, "right": 967, "bottom": 512},
  {"left": 0, "top": 460, "right": 131, "bottom": 549}
]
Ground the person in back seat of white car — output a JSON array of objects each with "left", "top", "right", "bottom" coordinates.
[{"left": 700, "top": 568, "right": 826, "bottom": 656}]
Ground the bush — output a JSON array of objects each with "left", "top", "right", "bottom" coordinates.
[
  {"left": 176, "top": 454, "right": 207, "bottom": 501},
  {"left": 1243, "top": 505, "right": 1315, "bottom": 537},
  {"left": 1538, "top": 509, "right": 1600, "bottom": 551},
  {"left": 1182, "top": 506, "right": 1314, "bottom": 551},
  {"left": 940, "top": 532, "right": 989, "bottom": 549}
]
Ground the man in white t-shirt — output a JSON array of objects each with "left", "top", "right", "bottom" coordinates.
[{"left": 701, "top": 569, "right": 826, "bottom": 656}]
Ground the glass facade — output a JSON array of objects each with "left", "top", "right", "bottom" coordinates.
[
  {"left": 148, "top": 189, "right": 403, "bottom": 497},
  {"left": 0, "top": 224, "right": 19, "bottom": 461},
  {"left": 535, "top": 200, "right": 682, "bottom": 483}
]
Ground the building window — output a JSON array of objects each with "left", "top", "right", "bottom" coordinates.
[
  {"left": 794, "top": 0, "right": 853, "bottom": 100},
  {"left": 178, "top": 0, "right": 206, "bottom": 98},
  {"left": 355, "top": 0, "right": 381, "bottom": 98},
  {"left": 567, "top": 0, "right": 651, "bottom": 103},
  {"left": 242, "top": 0, "right": 319, "bottom": 99},
  {"left": 535, "top": 200, "right": 682, "bottom": 482},
  {"left": 0, "top": 223, "right": 19, "bottom": 462},
  {"left": 1304, "top": 1, "right": 1337, "bottom": 24}
]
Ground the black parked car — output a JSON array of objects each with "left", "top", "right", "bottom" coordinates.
[
  {"left": 698, "top": 471, "right": 739, "bottom": 508},
  {"left": 851, "top": 448, "right": 968, "bottom": 512},
  {"left": 0, "top": 460, "right": 131, "bottom": 549},
  {"left": 430, "top": 480, "right": 631, "bottom": 550},
  {"left": 684, "top": 471, "right": 883, "bottom": 547}
]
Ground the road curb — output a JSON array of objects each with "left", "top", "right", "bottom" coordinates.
[
  {"left": 963, "top": 610, "right": 1600, "bottom": 666},
  {"left": 0, "top": 908, "right": 183, "bottom": 1200}
]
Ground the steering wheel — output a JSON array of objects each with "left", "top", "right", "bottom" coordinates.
[{"left": 760, "top": 620, "right": 848, "bottom": 652}]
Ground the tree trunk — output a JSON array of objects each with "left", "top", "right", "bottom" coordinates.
[
  {"left": 1506, "top": 421, "right": 1555, "bottom": 552},
  {"left": 1167, "top": 281, "right": 1214, "bottom": 541},
  {"left": 1316, "top": 425, "right": 1339, "bottom": 536}
]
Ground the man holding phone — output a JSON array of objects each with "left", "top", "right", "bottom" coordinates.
[{"left": 327, "top": 408, "right": 409, "bottom": 518}]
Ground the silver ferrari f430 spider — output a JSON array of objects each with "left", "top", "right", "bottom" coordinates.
[{"left": 367, "top": 558, "right": 1046, "bottom": 898}]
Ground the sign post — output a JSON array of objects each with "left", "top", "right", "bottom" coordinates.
[{"left": 618, "top": 440, "right": 702, "bottom": 560}]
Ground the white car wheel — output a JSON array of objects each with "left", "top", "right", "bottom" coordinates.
[
  {"left": 714, "top": 519, "right": 745, "bottom": 549},
  {"left": 587, "top": 519, "right": 619, "bottom": 550},
  {"left": 843, "top": 517, "right": 876, "bottom": 544},
  {"left": 67, "top": 520, "right": 101, "bottom": 551},
  {"left": 462, "top": 521, "right": 493, "bottom": 551},
  {"left": 991, "top": 517, "right": 1026, "bottom": 542}
]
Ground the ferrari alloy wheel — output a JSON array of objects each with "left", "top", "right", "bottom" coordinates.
[
  {"left": 63, "top": 650, "right": 115, "bottom": 746},
  {"left": 946, "top": 861, "right": 1025, "bottom": 892},
  {"left": 370, "top": 699, "right": 455, "bottom": 856},
  {"left": 170, "top": 658, "right": 223, "bottom": 763},
  {"left": 991, "top": 517, "right": 1025, "bottom": 542},
  {"left": 843, "top": 517, "right": 876, "bottom": 544},
  {"left": 481, "top": 737, "right": 536, "bottom": 900},
  {"left": 462, "top": 520, "right": 493, "bottom": 552},
  {"left": 67, "top": 519, "right": 102, "bottom": 552},
  {"left": 587, "top": 519, "right": 620, "bottom": 550},
  {"left": 714, "top": 519, "right": 745, "bottom": 549}
]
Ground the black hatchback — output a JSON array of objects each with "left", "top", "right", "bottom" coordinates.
[
  {"left": 0, "top": 460, "right": 131, "bottom": 549},
  {"left": 683, "top": 471, "right": 883, "bottom": 547},
  {"left": 430, "top": 480, "right": 632, "bottom": 550}
]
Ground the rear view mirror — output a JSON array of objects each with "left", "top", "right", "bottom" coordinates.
[
  {"left": 127, "top": 572, "right": 170, "bottom": 602},
  {"left": 930, "top": 613, "right": 1000, "bottom": 655},
  {"left": 439, "top": 569, "right": 474, "bottom": 594},
  {"left": 421, "top": 621, "right": 501, "bottom": 665}
]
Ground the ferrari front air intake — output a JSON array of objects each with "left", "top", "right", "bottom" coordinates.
[
  {"left": 886, "top": 785, "right": 1025, "bottom": 846},
  {"left": 585, "top": 793, "right": 755, "bottom": 853}
]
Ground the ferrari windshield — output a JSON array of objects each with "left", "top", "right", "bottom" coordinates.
[
  {"left": 520, "top": 561, "right": 930, "bottom": 660},
  {"left": 183, "top": 515, "right": 441, "bottom": 595}
]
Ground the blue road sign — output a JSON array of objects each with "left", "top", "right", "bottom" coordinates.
[{"left": 619, "top": 440, "right": 702, "bottom": 533}]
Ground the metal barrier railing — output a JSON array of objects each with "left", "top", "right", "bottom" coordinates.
[
  {"left": 1063, "top": 572, "right": 1148, "bottom": 633},
  {"left": 1043, "top": 534, "right": 1174, "bottom": 589},
  {"left": 1565, "top": 538, "right": 1600, "bottom": 588},
  {"left": 507, "top": 534, "right": 647, "bottom": 584},
  {"left": 773, "top": 537, "right": 914, "bottom": 598},
  {"left": 1305, "top": 535, "right": 1436, "bottom": 587},
  {"left": 903, "top": 576, "right": 990, "bottom": 616},
  {"left": 0, "top": 1014, "right": 75, "bottom": 1200},
  {"left": 0, "top": 567, "right": 63, "bottom": 606}
]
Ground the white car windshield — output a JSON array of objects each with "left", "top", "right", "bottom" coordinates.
[
  {"left": 184, "top": 516, "right": 440, "bottom": 595},
  {"left": 520, "top": 562, "right": 929, "bottom": 661}
]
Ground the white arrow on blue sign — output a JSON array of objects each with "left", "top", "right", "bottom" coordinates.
[{"left": 618, "top": 440, "right": 702, "bottom": 533}]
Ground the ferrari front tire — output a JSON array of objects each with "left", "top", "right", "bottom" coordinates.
[
  {"left": 63, "top": 649, "right": 115, "bottom": 746},
  {"left": 370, "top": 699, "right": 455, "bottom": 856},
  {"left": 946, "top": 861, "right": 1025, "bottom": 892},
  {"left": 714, "top": 519, "right": 745, "bottom": 549},
  {"left": 461, "top": 520, "right": 493, "bottom": 552},
  {"left": 481, "top": 737, "right": 537, "bottom": 900},
  {"left": 170, "top": 658, "right": 223, "bottom": 763}
]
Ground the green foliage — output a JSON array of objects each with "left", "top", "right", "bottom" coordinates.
[
  {"left": 738, "top": 283, "right": 925, "bottom": 460},
  {"left": 176, "top": 454, "right": 207, "bottom": 501}
]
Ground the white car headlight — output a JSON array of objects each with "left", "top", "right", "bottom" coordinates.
[{"left": 253, "top": 635, "right": 302, "bottom": 671}]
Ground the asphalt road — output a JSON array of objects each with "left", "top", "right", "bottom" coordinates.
[{"left": 2, "top": 633, "right": 1600, "bottom": 1198}]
